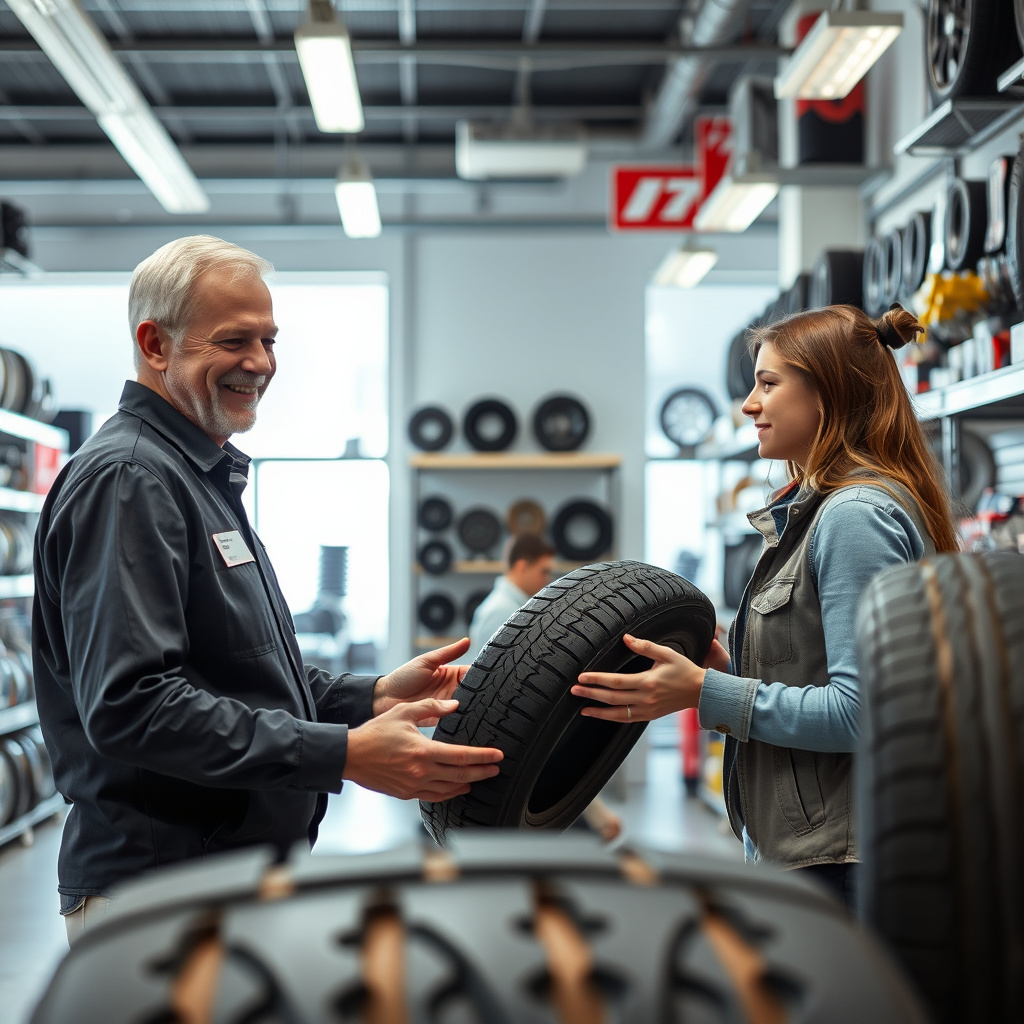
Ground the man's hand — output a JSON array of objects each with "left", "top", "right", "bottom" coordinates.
[
  {"left": 344, "top": 698, "right": 503, "bottom": 802},
  {"left": 372, "top": 638, "right": 471, "bottom": 719}
]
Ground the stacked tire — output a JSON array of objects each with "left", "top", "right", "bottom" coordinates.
[{"left": 0, "top": 727, "right": 55, "bottom": 830}]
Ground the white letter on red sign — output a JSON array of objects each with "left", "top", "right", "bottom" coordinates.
[{"left": 620, "top": 178, "right": 663, "bottom": 222}]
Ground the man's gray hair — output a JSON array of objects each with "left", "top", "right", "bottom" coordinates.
[{"left": 128, "top": 235, "right": 274, "bottom": 370}]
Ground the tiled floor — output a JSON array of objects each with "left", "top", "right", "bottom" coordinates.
[{"left": 0, "top": 746, "right": 740, "bottom": 1024}]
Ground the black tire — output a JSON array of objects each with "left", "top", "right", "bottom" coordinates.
[
  {"left": 463, "top": 398, "right": 518, "bottom": 452},
  {"left": 457, "top": 506, "right": 502, "bottom": 555},
  {"left": 985, "top": 154, "right": 1012, "bottom": 255},
  {"left": 862, "top": 237, "right": 886, "bottom": 317},
  {"left": 785, "top": 272, "right": 810, "bottom": 314},
  {"left": 926, "top": 0, "right": 1020, "bottom": 105},
  {"left": 902, "top": 211, "right": 932, "bottom": 299},
  {"left": 930, "top": 428, "right": 996, "bottom": 513},
  {"left": 407, "top": 405, "right": 454, "bottom": 452},
  {"left": 416, "top": 495, "right": 453, "bottom": 532},
  {"left": 2, "top": 736, "right": 30, "bottom": 819},
  {"left": 11, "top": 732, "right": 44, "bottom": 809},
  {"left": 550, "top": 499, "right": 613, "bottom": 561},
  {"left": 881, "top": 229, "right": 903, "bottom": 306},
  {"left": 856, "top": 552, "right": 1024, "bottom": 1024},
  {"left": 23, "top": 726, "right": 55, "bottom": 800},
  {"left": 944, "top": 177, "right": 988, "bottom": 271},
  {"left": 463, "top": 588, "right": 491, "bottom": 626},
  {"left": 1017, "top": 0, "right": 1024, "bottom": 50},
  {"left": 531, "top": 394, "right": 590, "bottom": 452},
  {"left": 725, "top": 330, "right": 754, "bottom": 400},
  {"left": 417, "top": 539, "right": 453, "bottom": 576},
  {"left": 417, "top": 592, "right": 457, "bottom": 633},
  {"left": 658, "top": 387, "right": 717, "bottom": 452},
  {"left": 810, "top": 249, "right": 864, "bottom": 308},
  {"left": 29, "top": 835, "right": 929, "bottom": 1024},
  {"left": 0, "top": 743, "right": 15, "bottom": 826},
  {"left": 506, "top": 498, "right": 545, "bottom": 536},
  {"left": 422, "top": 561, "right": 716, "bottom": 843},
  {"left": 1006, "top": 145, "right": 1024, "bottom": 309}
]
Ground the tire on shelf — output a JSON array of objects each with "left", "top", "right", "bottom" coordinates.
[
  {"left": 550, "top": 499, "right": 613, "bottom": 562},
  {"left": 725, "top": 330, "right": 755, "bottom": 401},
  {"left": 1006, "top": 143, "right": 1024, "bottom": 309},
  {"left": 1, "top": 736, "right": 31, "bottom": 820},
  {"left": 984, "top": 155, "right": 1013, "bottom": 255},
  {"left": 417, "top": 592, "right": 457, "bottom": 633},
  {"left": 531, "top": 394, "right": 590, "bottom": 452},
  {"left": 463, "top": 588, "right": 491, "bottom": 627},
  {"left": 944, "top": 177, "right": 988, "bottom": 271},
  {"left": 407, "top": 405, "right": 454, "bottom": 452},
  {"left": 11, "top": 732, "right": 44, "bottom": 810},
  {"left": 862, "top": 237, "right": 887, "bottom": 317},
  {"left": 901, "top": 211, "right": 932, "bottom": 299},
  {"left": 28, "top": 835, "right": 929, "bottom": 1024},
  {"left": 658, "top": 387, "right": 718, "bottom": 453},
  {"left": 880, "top": 229, "right": 903, "bottom": 306},
  {"left": 809, "top": 249, "right": 864, "bottom": 309},
  {"left": 462, "top": 398, "right": 518, "bottom": 452},
  {"left": 784, "top": 272, "right": 811, "bottom": 314},
  {"left": 506, "top": 498, "right": 545, "bottom": 536},
  {"left": 416, "top": 495, "right": 453, "bottom": 532},
  {"left": 0, "top": 743, "right": 16, "bottom": 826},
  {"left": 929, "top": 428, "right": 996, "bottom": 513},
  {"left": 1017, "top": 0, "right": 1024, "bottom": 50},
  {"left": 856, "top": 552, "right": 1024, "bottom": 1024},
  {"left": 457, "top": 506, "right": 503, "bottom": 556},
  {"left": 23, "top": 726, "right": 55, "bottom": 801},
  {"left": 925, "top": 0, "right": 1020, "bottom": 106},
  {"left": 422, "top": 561, "right": 716, "bottom": 844},
  {"left": 417, "top": 539, "right": 453, "bottom": 576}
]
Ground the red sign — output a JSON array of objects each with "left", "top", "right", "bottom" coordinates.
[{"left": 609, "top": 115, "right": 733, "bottom": 232}]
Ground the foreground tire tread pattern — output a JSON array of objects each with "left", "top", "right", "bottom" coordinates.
[
  {"left": 857, "top": 552, "right": 1024, "bottom": 1024},
  {"left": 422, "top": 561, "right": 715, "bottom": 845},
  {"left": 30, "top": 837, "right": 930, "bottom": 1024}
]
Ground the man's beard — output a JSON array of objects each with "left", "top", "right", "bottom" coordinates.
[{"left": 164, "top": 368, "right": 264, "bottom": 440}]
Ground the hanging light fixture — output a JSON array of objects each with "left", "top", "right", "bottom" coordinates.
[
  {"left": 693, "top": 171, "right": 779, "bottom": 233},
  {"left": 651, "top": 245, "right": 718, "bottom": 288},
  {"left": 295, "top": 0, "right": 364, "bottom": 133},
  {"left": 335, "top": 157, "right": 381, "bottom": 238}
]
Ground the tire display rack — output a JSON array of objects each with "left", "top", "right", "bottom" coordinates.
[
  {"left": 0, "top": 409, "right": 67, "bottom": 849},
  {"left": 410, "top": 453, "right": 621, "bottom": 651}
]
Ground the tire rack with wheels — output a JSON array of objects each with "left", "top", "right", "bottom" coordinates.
[
  {"left": 0, "top": 408, "right": 67, "bottom": 849},
  {"left": 410, "top": 452, "right": 621, "bottom": 652}
]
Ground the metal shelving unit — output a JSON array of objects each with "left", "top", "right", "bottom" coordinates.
[{"left": 0, "top": 793, "right": 64, "bottom": 850}]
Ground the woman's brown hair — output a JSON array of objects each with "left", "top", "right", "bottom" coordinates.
[{"left": 748, "top": 304, "right": 959, "bottom": 552}]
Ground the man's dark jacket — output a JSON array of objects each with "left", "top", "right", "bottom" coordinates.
[{"left": 32, "top": 382, "right": 376, "bottom": 909}]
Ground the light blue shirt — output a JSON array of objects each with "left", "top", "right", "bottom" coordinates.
[
  {"left": 468, "top": 575, "right": 530, "bottom": 660},
  {"left": 698, "top": 485, "right": 927, "bottom": 753}
]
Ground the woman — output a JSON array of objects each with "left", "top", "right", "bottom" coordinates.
[{"left": 572, "top": 303, "right": 958, "bottom": 908}]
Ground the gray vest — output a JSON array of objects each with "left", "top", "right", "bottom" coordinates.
[{"left": 723, "top": 481, "right": 933, "bottom": 868}]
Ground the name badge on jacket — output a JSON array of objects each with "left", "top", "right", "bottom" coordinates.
[{"left": 212, "top": 530, "right": 256, "bottom": 567}]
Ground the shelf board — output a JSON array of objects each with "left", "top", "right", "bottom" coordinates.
[
  {"left": 998, "top": 54, "right": 1024, "bottom": 94},
  {"left": 913, "top": 363, "right": 1024, "bottom": 421},
  {"left": 0, "top": 407, "right": 68, "bottom": 449},
  {"left": 894, "top": 97, "right": 1023, "bottom": 157},
  {"left": 0, "top": 575, "right": 33, "bottom": 598},
  {"left": 777, "top": 163, "right": 887, "bottom": 189},
  {"left": 410, "top": 452, "right": 622, "bottom": 470},
  {"left": 0, "top": 701, "right": 38, "bottom": 736},
  {"left": 0, "top": 792, "right": 65, "bottom": 850},
  {"left": 0, "top": 247, "right": 42, "bottom": 276},
  {"left": 0, "top": 487, "right": 45, "bottom": 513},
  {"left": 695, "top": 425, "right": 760, "bottom": 462}
]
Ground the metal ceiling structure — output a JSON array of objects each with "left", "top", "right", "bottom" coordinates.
[{"left": 0, "top": 0, "right": 792, "bottom": 229}]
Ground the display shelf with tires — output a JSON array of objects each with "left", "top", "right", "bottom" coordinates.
[{"left": 410, "top": 453, "right": 621, "bottom": 653}]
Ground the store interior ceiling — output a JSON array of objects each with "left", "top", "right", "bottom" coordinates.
[{"left": 0, "top": 0, "right": 791, "bottom": 231}]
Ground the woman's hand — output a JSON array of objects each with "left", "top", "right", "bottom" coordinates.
[
  {"left": 703, "top": 638, "right": 730, "bottom": 673},
  {"left": 570, "top": 634, "right": 705, "bottom": 722}
]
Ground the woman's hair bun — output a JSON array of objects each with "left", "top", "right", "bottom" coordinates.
[{"left": 875, "top": 302, "right": 923, "bottom": 351}]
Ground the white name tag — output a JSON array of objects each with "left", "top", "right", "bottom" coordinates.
[{"left": 212, "top": 530, "right": 256, "bottom": 568}]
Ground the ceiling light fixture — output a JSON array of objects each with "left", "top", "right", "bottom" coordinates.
[
  {"left": 5, "top": 0, "right": 208, "bottom": 213},
  {"left": 774, "top": 11, "right": 903, "bottom": 100},
  {"left": 295, "top": 0, "right": 364, "bottom": 134},
  {"left": 455, "top": 120, "right": 587, "bottom": 180},
  {"left": 335, "top": 157, "right": 381, "bottom": 238},
  {"left": 651, "top": 246, "right": 718, "bottom": 288},
  {"left": 693, "top": 171, "right": 779, "bottom": 233}
]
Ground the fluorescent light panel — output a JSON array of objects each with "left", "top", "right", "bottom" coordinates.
[
  {"left": 5, "top": 0, "right": 208, "bottom": 213},
  {"left": 652, "top": 248, "right": 718, "bottom": 288},
  {"left": 295, "top": 0, "right": 364, "bottom": 133},
  {"left": 335, "top": 159, "right": 381, "bottom": 237},
  {"left": 455, "top": 121, "right": 587, "bottom": 179},
  {"left": 774, "top": 11, "right": 903, "bottom": 100},
  {"left": 693, "top": 175, "right": 779, "bottom": 232}
]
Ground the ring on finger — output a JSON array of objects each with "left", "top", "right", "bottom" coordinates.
[{"left": 626, "top": 704, "right": 632, "bottom": 721}]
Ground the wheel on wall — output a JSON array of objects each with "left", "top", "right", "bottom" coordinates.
[
  {"left": 944, "top": 178, "right": 988, "bottom": 271},
  {"left": 506, "top": 498, "right": 545, "bottom": 536},
  {"left": 29, "top": 834, "right": 929, "bottom": 1024},
  {"left": 809, "top": 249, "right": 864, "bottom": 309},
  {"left": 416, "top": 495, "right": 453, "bottom": 532},
  {"left": 658, "top": 387, "right": 717, "bottom": 453},
  {"left": 725, "top": 330, "right": 754, "bottom": 401},
  {"left": 901, "top": 212, "right": 932, "bottom": 299},
  {"left": 550, "top": 499, "right": 613, "bottom": 562},
  {"left": 531, "top": 394, "right": 590, "bottom": 452},
  {"left": 457, "top": 506, "right": 503, "bottom": 556},
  {"left": 417, "top": 539, "right": 454, "bottom": 576},
  {"left": 417, "top": 592, "right": 457, "bottom": 633},
  {"left": 856, "top": 552, "right": 1024, "bottom": 1024},
  {"left": 925, "top": 0, "right": 1019, "bottom": 105},
  {"left": 463, "top": 398, "right": 518, "bottom": 452},
  {"left": 422, "top": 561, "right": 716, "bottom": 844},
  {"left": 407, "top": 405, "right": 454, "bottom": 452}
]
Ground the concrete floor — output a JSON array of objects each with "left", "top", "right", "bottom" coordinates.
[{"left": 0, "top": 746, "right": 740, "bottom": 1024}]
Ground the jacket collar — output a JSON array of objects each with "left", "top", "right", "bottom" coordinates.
[
  {"left": 746, "top": 482, "right": 823, "bottom": 548},
  {"left": 117, "top": 380, "right": 250, "bottom": 476}
]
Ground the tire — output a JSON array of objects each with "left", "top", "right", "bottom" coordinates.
[
  {"left": 407, "top": 405, "right": 454, "bottom": 452},
  {"left": 417, "top": 495, "right": 453, "bottom": 532},
  {"left": 463, "top": 398, "right": 518, "bottom": 452},
  {"left": 0, "top": 744, "right": 15, "bottom": 826},
  {"left": 944, "top": 178, "right": 988, "bottom": 271},
  {"left": 810, "top": 249, "right": 864, "bottom": 308},
  {"left": 417, "top": 539, "right": 453, "bottom": 576},
  {"left": 1017, "top": 0, "right": 1024, "bottom": 50},
  {"left": 457, "top": 506, "right": 502, "bottom": 555},
  {"left": 785, "top": 272, "right": 810, "bottom": 314},
  {"left": 856, "top": 552, "right": 1024, "bottom": 1024},
  {"left": 2, "top": 736, "right": 30, "bottom": 819},
  {"left": 929, "top": 428, "right": 995, "bottom": 513},
  {"left": 417, "top": 592, "right": 457, "bottom": 633},
  {"left": 23, "top": 726, "right": 55, "bottom": 800},
  {"left": 985, "top": 155, "right": 1012, "bottom": 255},
  {"left": 1006, "top": 145, "right": 1024, "bottom": 309},
  {"left": 29, "top": 835, "right": 929, "bottom": 1024},
  {"left": 463, "top": 588, "right": 491, "bottom": 627},
  {"left": 926, "top": 0, "right": 1020, "bottom": 105},
  {"left": 862, "top": 237, "right": 886, "bottom": 317},
  {"left": 725, "top": 330, "right": 754, "bottom": 401},
  {"left": 881, "top": 229, "right": 903, "bottom": 306},
  {"left": 902, "top": 211, "right": 931, "bottom": 299},
  {"left": 658, "top": 387, "right": 717, "bottom": 452},
  {"left": 422, "top": 561, "right": 717, "bottom": 843},
  {"left": 506, "top": 498, "right": 545, "bottom": 536},
  {"left": 531, "top": 394, "right": 590, "bottom": 452},
  {"left": 550, "top": 499, "right": 613, "bottom": 561}
]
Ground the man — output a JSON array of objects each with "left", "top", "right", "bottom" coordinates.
[
  {"left": 467, "top": 533, "right": 555, "bottom": 659},
  {"left": 32, "top": 236, "right": 502, "bottom": 941}
]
